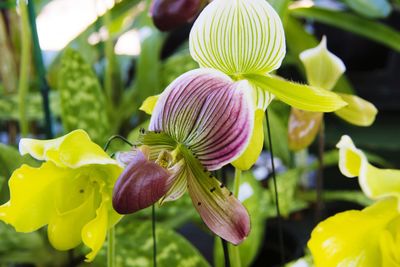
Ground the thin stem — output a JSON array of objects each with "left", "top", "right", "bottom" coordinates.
[
  {"left": 265, "top": 109, "right": 285, "bottom": 264},
  {"left": 27, "top": 0, "right": 53, "bottom": 138},
  {"left": 107, "top": 227, "right": 116, "bottom": 267},
  {"left": 229, "top": 168, "right": 242, "bottom": 267},
  {"left": 17, "top": 0, "right": 31, "bottom": 137},
  {"left": 315, "top": 121, "right": 325, "bottom": 220},
  {"left": 219, "top": 168, "right": 230, "bottom": 267},
  {"left": 152, "top": 205, "right": 157, "bottom": 267}
]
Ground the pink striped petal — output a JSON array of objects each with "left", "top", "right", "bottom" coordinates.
[
  {"left": 149, "top": 69, "right": 254, "bottom": 171},
  {"left": 184, "top": 150, "right": 250, "bottom": 244},
  {"left": 112, "top": 149, "right": 170, "bottom": 214}
]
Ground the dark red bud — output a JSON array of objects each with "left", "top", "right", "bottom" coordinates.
[
  {"left": 150, "top": 0, "right": 204, "bottom": 31},
  {"left": 112, "top": 149, "right": 170, "bottom": 214}
]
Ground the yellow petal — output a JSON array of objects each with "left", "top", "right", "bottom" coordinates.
[
  {"left": 380, "top": 217, "right": 400, "bottom": 266},
  {"left": 82, "top": 195, "right": 110, "bottom": 262},
  {"left": 19, "top": 130, "right": 118, "bottom": 168},
  {"left": 308, "top": 198, "right": 399, "bottom": 267},
  {"left": 0, "top": 162, "right": 61, "bottom": 232},
  {"left": 288, "top": 108, "right": 323, "bottom": 151},
  {"left": 190, "top": 0, "right": 285, "bottom": 75},
  {"left": 232, "top": 109, "right": 264, "bottom": 170},
  {"left": 337, "top": 135, "right": 400, "bottom": 206},
  {"left": 246, "top": 74, "right": 347, "bottom": 112},
  {"left": 300, "top": 36, "right": 346, "bottom": 90},
  {"left": 334, "top": 93, "right": 378, "bottom": 127},
  {"left": 139, "top": 94, "right": 159, "bottom": 115},
  {"left": 48, "top": 190, "right": 97, "bottom": 251}
]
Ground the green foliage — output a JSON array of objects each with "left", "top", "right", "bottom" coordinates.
[
  {"left": 58, "top": 49, "right": 110, "bottom": 144},
  {"left": 161, "top": 50, "right": 199, "bottom": 88},
  {"left": 290, "top": 6, "right": 400, "bottom": 53},
  {"left": 343, "top": 0, "right": 392, "bottom": 18},
  {"left": 87, "top": 222, "right": 210, "bottom": 267}
]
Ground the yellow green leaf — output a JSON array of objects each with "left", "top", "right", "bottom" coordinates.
[{"left": 335, "top": 93, "right": 378, "bottom": 126}]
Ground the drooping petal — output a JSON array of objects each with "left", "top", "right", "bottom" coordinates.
[
  {"left": 232, "top": 109, "right": 265, "bottom": 170},
  {"left": 189, "top": 0, "right": 285, "bottom": 75},
  {"left": 308, "top": 198, "right": 399, "bottom": 267},
  {"left": 337, "top": 135, "right": 400, "bottom": 207},
  {"left": 334, "top": 93, "right": 378, "bottom": 126},
  {"left": 288, "top": 108, "right": 323, "bottom": 151},
  {"left": 245, "top": 74, "right": 347, "bottom": 112},
  {"left": 140, "top": 94, "right": 160, "bottom": 115},
  {"left": 150, "top": 69, "right": 254, "bottom": 171},
  {"left": 19, "top": 129, "right": 117, "bottom": 168},
  {"left": 183, "top": 149, "right": 250, "bottom": 245},
  {"left": 300, "top": 36, "right": 346, "bottom": 90},
  {"left": 112, "top": 149, "right": 171, "bottom": 214},
  {"left": 82, "top": 193, "right": 110, "bottom": 262},
  {"left": 0, "top": 162, "right": 62, "bottom": 232}
]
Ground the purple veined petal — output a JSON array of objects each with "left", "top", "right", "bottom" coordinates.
[
  {"left": 160, "top": 159, "right": 188, "bottom": 204},
  {"left": 149, "top": 69, "right": 254, "bottom": 171},
  {"left": 184, "top": 151, "right": 250, "bottom": 244},
  {"left": 112, "top": 149, "right": 170, "bottom": 214}
]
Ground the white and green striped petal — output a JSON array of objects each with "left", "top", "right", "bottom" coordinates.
[{"left": 189, "top": 0, "right": 286, "bottom": 76}]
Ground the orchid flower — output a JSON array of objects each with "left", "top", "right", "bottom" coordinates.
[
  {"left": 0, "top": 130, "right": 123, "bottom": 262},
  {"left": 308, "top": 135, "right": 400, "bottom": 266},
  {"left": 288, "top": 37, "right": 378, "bottom": 151},
  {"left": 143, "top": 0, "right": 347, "bottom": 170},
  {"left": 113, "top": 69, "right": 251, "bottom": 244}
]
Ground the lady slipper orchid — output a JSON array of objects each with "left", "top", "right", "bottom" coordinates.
[
  {"left": 0, "top": 130, "right": 123, "bottom": 262},
  {"left": 113, "top": 69, "right": 251, "bottom": 245},
  {"left": 288, "top": 37, "right": 378, "bottom": 151},
  {"left": 144, "top": 0, "right": 347, "bottom": 170},
  {"left": 308, "top": 135, "right": 400, "bottom": 266}
]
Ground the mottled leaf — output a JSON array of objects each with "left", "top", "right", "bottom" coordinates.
[
  {"left": 58, "top": 49, "right": 110, "bottom": 144},
  {"left": 87, "top": 222, "right": 210, "bottom": 267}
]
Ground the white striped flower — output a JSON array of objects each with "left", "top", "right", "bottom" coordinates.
[{"left": 145, "top": 0, "right": 347, "bottom": 169}]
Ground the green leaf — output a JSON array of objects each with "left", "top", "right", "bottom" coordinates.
[
  {"left": 87, "top": 222, "right": 210, "bottom": 267},
  {"left": 343, "top": 0, "right": 392, "bottom": 18},
  {"left": 214, "top": 171, "right": 269, "bottom": 267},
  {"left": 289, "top": 6, "right": 400, "bottom": 53},
  {"left": 268, "top": 169, "right": 307, "bottom": 217},
  {"left": 58, "top": 49, "right": 110, "bottom": 144}
]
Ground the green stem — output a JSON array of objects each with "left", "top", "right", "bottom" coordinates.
[
  {"left": 107, "top": 227, "right": 115, "bottom": 267},
  {"left": 103, "top": 5, "right": 115, "bottom": 116},
  {"left": 229, "top": 168, "right": 242, "bottom": 267},
  {"left": 18, "top": 0, "right": 31, "bottom": 137}
]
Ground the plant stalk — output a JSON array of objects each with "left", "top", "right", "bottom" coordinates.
[
  {"left": 107, "top": 227, "right": 116, "bottom": 267},
  {"left": 315, "top": 121, "right": 325, "bottom": 220},
  {"left": 229, "top": 168, "right": 242, "bottom": 267},
  {"left": 17, "top": 0, "right": 31, "bottom": 137}
]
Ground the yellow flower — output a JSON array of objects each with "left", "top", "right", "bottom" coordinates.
[
  {"left": 0, "top": 130, "right": 123, "bottom": 262},
  {"left": 308, "top": 135, "right": 400, "bottom": 266}
]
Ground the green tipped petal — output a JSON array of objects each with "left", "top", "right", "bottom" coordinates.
[
  {"left": 189, "top": 0, "right": 285, "bottom": 75},
  {"left": 300, "top": 36, "right": 346, "bottom": 90},
  {"left": 335, "top": 93, "right": 378, "bottom": 126},
  {"left": 246, "top": 74, "right": 347, "bottom": 112},
  {"left": 337, "top": 135, "right": 400, "bottom": 207}
]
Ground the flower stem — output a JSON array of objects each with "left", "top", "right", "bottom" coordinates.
[
  {"left": 17, "top": 0, "right": 31, "bottom": 137},
  {"left": 315, "top": 121, "right": 325, "bottom": 220},
  {"left": 107, "top": 226, "right": 116, "bottom": 267},
  {"left": 229, "top": 168, "right": 242, "bottom": 267},
  {"left": 265, "top": 109, "right": 285, "bottom": 264},
  {"left": 152, "top": 205, "right": 157, "bottom": 267}
]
